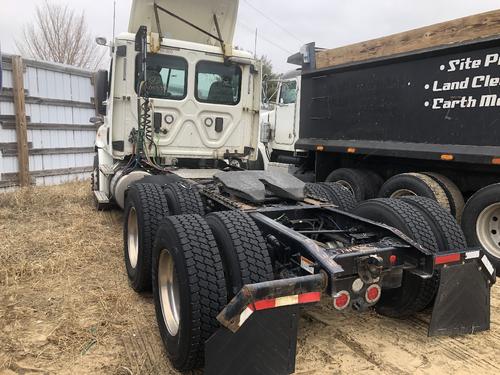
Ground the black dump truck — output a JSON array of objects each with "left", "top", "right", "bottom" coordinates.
[{"left": 289, "top": 10, "right": 500, "bottom": 271}]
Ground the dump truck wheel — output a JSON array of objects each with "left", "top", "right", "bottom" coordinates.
[
  {"left": 379, "top": 173, "right": 451, "bottom": 212},
  {"left": 306, "top": 183, "right": 356, "bottom": 212},
  {"left": 152, "top": 215, "right": 226, "bottom": 371},
  {"left": 124, "top": 183, "right": 170, "bottom": 293},
  {"left": 354, "top": 198, "right": 440, "bottom": 318},
  {"left": 462, "top": 184, "right": 500, "bottom": 271},
  {"left": 401, "top": 196, "right": 468, "bottom": 308},
  {"left": 164, "top": 182, "right": 205, "bottom": 216},
  {"left": 206, "top": 211, "right": 274, "bottom": 299},
  {"left": 325, "top": 168, "right": 380, "bottom": 201},
  {"left": 423, "top": 173, "right": 465, "bottom": 222}
]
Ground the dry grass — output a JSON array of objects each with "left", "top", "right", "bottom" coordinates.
[{"left": 0, "top": 182, "right": 171, "bottom": 374}]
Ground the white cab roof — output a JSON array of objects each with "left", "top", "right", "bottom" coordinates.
[{"left": 129, "top": 0, "right": 239, "bottom": 46}]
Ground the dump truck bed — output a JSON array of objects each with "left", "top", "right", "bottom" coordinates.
[{"left": 297, "top": 11, "right": 500, "bottom": 165}]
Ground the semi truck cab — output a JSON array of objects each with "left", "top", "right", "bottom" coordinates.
[{"left": 92, "top": 0, "right": 261, "bottom": 208}]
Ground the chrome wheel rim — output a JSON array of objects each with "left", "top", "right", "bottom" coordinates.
[
  {"left": 390, "top": 189, "right": 418, "bottom": 199},
  {"left": 476, "top": 203, "right": 500, "bottom": 258},
  {"left": 127, "top": 207, "right": 139, "bottom": 269},
  {"left": 158, "top": 249, "right": 181, "bottom": 336},
  {"left": 336, "top": 180, "right": 355, "bottom": 196}
]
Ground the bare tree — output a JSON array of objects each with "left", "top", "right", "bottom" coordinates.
[{"left": 16, "top": 1, "right": 106, "bottom": 69}]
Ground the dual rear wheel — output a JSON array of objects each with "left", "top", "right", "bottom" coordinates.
[
  {"left": 354, "top": 197, "right": 467, "bottom": 318},
  {"left": 124, "top": 182, "right": 273, "bottom": 371}
]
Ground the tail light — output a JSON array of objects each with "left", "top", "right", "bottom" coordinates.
[{"left": 333, "top": 291, "right": 350, "bottom": 310}]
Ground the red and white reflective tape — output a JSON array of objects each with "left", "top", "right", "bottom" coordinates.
[
  {"left": 238, "top": 292, "right": 321, "bottom": 327},
  {"left": 434, "top": 253, "right": 461, "bottom": 265}
]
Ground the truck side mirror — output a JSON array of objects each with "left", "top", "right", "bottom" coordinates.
[
  {"left": 94, "top": 70, "right": 109, "bottom": 116},
  {"left": 89, "top": 116, "right": 104, "bottom": 125},
  {"left": 96, "top": 37, "right": 108, "bottom": 46}
]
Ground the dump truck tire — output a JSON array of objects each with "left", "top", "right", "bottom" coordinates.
[
  {"left": 164, "top": 182, "right": 205, "bottom": 216},
  {"left": 152, "top": 215, "right": 226, "bottom": 372},
  {"left": 423, "top": 172, "right": 465, "bottom": 222},
  {"left": 402, "top": 196, "right": 468, "bottom": 307},
  {"left": 124, "top": 183, "right": 170, "bottom": 293},
  {"left": 354, "top": 198, "right": 440, "bottom": 318},
  {"left": 325, "top": 168, "right": 381, "bottom": 201},
  {"left": 379, "top": 173, "right": 451, "bottom": 212},
  {"left": 462, "top": 183, "right": 500, "bottom": 271},
  {"left": 364, "top": 170, "right": 385, "bottom": 197},
  {"left": 206, "top": 211, "right": 274, "bottom": 299}
]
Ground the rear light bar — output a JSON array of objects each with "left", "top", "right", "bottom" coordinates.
[{"left": 239, "top": 292, "right": 321, "bottom": 327}]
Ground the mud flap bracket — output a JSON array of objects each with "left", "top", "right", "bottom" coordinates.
[
  {"left": 205, "top": 305, "right": 300, "bottom": 375},
  {"left": 429, "top": 261, "right": 491, "bottom": 336}
]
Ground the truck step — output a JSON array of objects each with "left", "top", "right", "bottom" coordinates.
[
  {"left": 99, "top": 165, "right": 115, "bottom": 176},
  {"left": 93, "top": 191, "right": 110, "bottom": 204}
]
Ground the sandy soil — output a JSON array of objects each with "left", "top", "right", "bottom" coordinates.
[{"left": 0, "top": 182, "right": 498, "bottom": 375}]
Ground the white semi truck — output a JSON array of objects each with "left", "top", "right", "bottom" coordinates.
[{"left": 91, "top": 1, "right": 495, "bottom": 373}]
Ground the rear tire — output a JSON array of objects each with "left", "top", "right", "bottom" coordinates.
[
  {"left": 462, "top": 184, "right": 500, "bottom": 271},
  {"left": 124, "top": 183, "right": 170, "bottom": 292},
  {"left": 305, "top": 182, "right": 356, "bottom": 212},
  {"left": 152, "top": 215, "right": 226, "bottom": 371},
  {"left": 401, "top": 196, "right": 467, "bottom": 307},
  {"left": 379, "top": 173, "right": 450, "bottom": 212},
  {"left": 354, "top": 198, "right": 440, "bottom": 318},
  {"left": 206, "top": 211, "right": 274, "bottom": 299},
  {"left": 325, "top": 168, "right": 381, "bottom": 201},
  {"left": 164, "top": 182, "right": 205, "bottom": 216},
  {"left": 423, "top": 173, "right": 465, "bottom": 222}
]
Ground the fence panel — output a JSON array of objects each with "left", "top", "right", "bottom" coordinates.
[{"left": 0, "top": 55, "right": 98, "bottom": 191}]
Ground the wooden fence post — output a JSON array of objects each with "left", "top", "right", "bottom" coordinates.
[{"left": 11, "top": 56, "right": 30, "bottom": 187}]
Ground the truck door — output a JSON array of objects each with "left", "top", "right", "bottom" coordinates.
[{"left": 274, "top": 79, "right": 298, "bottom": 146}]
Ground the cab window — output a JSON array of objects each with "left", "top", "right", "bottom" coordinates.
[
  {"left": 279, "top": 80, "right": 297, "bottom": 105},
  {"left": 196, "top": 61, "right": 242, "bottom": 105},
  {"left": 135, "top": 54, "right": 187, "bottom": 100}
]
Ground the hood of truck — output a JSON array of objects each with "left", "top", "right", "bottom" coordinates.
[{"left": 129, "top": 0, "right": 239, "bottom": 46}]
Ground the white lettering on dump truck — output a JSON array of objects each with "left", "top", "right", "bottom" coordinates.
[
  {"left": 446, "top": 53, "right": 500, "bottom": 72},
  {"left": 426, "top": 51, "right": 500, "bottom": 110},
  {"left": 431, "top": 95, "right": 500, "bottom": 109}
]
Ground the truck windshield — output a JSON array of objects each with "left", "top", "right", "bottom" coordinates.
[
  {"left": 279, "top": 80, "right": 297, "bottom": 104},
  {"left": 196, "top": 61, "right": 242, "bottom": 105},
  {"left": 136, "top": 54, "right": 188, "bottom": 100}
]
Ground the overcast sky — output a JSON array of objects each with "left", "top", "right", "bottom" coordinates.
[{"left": 1, "top": 0, "right": 500, "bottom": 72}]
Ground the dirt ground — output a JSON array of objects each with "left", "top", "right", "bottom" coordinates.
[{"left": 0, "top": 181, "right": 499, "bottom": 375}]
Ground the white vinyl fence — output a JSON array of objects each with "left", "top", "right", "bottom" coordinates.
[{"left": 0, "top": 54, "right": 97, "bottom": 191}]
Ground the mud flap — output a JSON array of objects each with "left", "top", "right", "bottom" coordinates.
[
  {"left": 429, "top": 262, "right": 491, "bottom": 336},
  {"left": 205, "top": 305, "right": 300, "bottom": 375}
]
